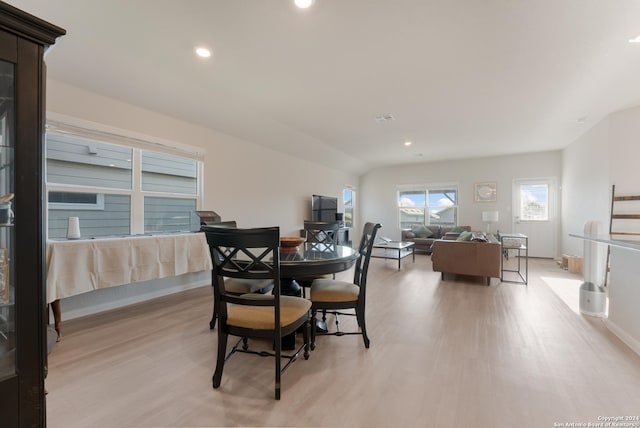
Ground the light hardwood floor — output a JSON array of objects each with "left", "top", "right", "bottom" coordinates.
[{"left": 45, "top": 257, "right": 640, "bottom": 428}]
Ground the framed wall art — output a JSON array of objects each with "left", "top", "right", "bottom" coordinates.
[{"left": 474, "top": 182, "right": 497, "bottom": 202}]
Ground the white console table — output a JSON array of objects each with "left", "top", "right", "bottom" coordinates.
[
  {"left": 46, "top": 232, "right": 213, "bottom": 336},
  {"left": 569, "top": 233, "right": 640, "bottom": 356}
]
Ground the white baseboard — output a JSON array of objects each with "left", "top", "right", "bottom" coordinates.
[
  {"left": 604, "top": 318, "right": 640, "bottom": 357},
  {"left": 57, "top": 275, "right": 210, "bottom": 322}
]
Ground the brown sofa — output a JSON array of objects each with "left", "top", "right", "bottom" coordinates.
[
  {"left": 401, "top": 225, "right": 471, "bottom": 254},
  {"left": 431, "top": 234, "right": 501, "bottom": 285}
]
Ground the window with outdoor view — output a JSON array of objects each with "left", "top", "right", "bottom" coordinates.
[
  {"left": 398, "top": 185, "right": 458, "bottom": 229},
  {"left": 45, "top": 124, "right": 202, "bottom": 239},
  {"left": 519, "top": 183, "right": 549, "bottom": 221},
  {"left": 343, "top": 188, "right": 354, "bottom": 228}
]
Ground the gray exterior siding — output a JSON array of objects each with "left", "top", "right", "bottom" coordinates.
[
  {"left": 47, "top": 135, "right": 132, "bottom": 189},
  {"left": 46, "top": 133, "right": 201, "bottom": 236},
  {"left": 141, "top": 172, "right": 197, "bottom": 194},
  {"left": 47, "top": 159, "right": 132, "bottom": 189},
  {"left": 144, "top": 197, "right": 196, "bottom": 233},
  {"left": 141, "top": 151, "right": 196, "bottom": 177},
  {"left": 141, "top": 152, "right": 197, "bottom": 194},
  {"left": 48, "top": 194, "right": 131, "bottom": 238}
]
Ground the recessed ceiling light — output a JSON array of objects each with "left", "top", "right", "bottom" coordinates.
[
  {"left": 295, "top": 0, "right": 314, "bottom": 8},
  {"left": 195, "top": 47, "right": 212, "bottom": 58},
  {"left": 629, "top": 34, "right": 640, "bottom": 43},
  {"left": 404, "top": 141, "right": 412, "bottom": 147}
]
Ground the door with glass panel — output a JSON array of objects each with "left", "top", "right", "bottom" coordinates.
[{"left": 512, "top": 178, "right": 557, "bottom": 258}]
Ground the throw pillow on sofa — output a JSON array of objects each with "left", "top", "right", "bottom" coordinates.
[
  {"left": 456, "top": 231, "right": 473, "bottom": 241},
  {"left": 450, "top": 226, "right": 466, "bottom": 233},
  {"left": 411, "top": 225, "right": 433, "bottom": 238},
  {"left": 471, "top": 232, "right": 488, "bottom": 242}
]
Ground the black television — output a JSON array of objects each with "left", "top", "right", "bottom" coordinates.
[{"left": 311, "top": 194, "right": 338, "bottom": 222}]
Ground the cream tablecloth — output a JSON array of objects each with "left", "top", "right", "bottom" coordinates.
[{"left": 46, "top": 233, "right": 213, "bottom": 303}]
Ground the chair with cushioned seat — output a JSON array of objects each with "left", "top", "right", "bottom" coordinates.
[
  {"left": 202, "top": 221, "right": 274, "bottom": 329},
  {"left": 296, "top": 220, "right": 340, "bottom": 297},
  {"left": 309, "top": 222, "right": 381, "bottom": 349},
  {"left": 204, "top": 226, "right": 311, "bottom": 400}
]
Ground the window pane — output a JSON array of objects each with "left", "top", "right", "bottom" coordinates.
[
  {"left": 47, "top": 194, "right": 131, "bottom": 238},
  {"left": 141, "top": 151, "right": 197, "bottom": 194},
  {"left": 343, "top": 189, "right": 354, "bottom": 228},
  {"left": 520, "top": 184, "right": 548, "bottom": 221},
  {"left": 144, "top": 197, "right": 197, "bottom": 233},
  {"left": 49, "top": 192, "right": 97, "bottom": 204},
  {"left": 399, "top": 187, "right": 458, "bottom": 229},
  {"left": 46, "top": 134, "right": 133, "bottom": 189},
  {"left": 399, "top": 191, "right": 425, "bottom": 207},
  {"left": 400, "top": 207, "right": 425, "bottom": 229},
  {"left": 429, "top": 207, "right": 457, "bottom": 226},
  {"left": 428, "top": 189, "right": 457, "bottom": 206},
  {"left": 49, "top": 192, "right": 105, "bottom": 211}
]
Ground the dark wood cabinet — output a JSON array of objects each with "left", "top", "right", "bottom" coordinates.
[{"left": 0, "top": 3, "right": 64, "bottom": 427}]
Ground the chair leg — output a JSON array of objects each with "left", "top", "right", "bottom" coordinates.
[
  {"left": 209, "top": 297, "right": 219, "bottom": 329},
  {"left": 310, "top": 309, "right": 317, "bottom": 350},
  {"left": 303, "top": 318, "right": 310, "bottom": 360},
  {"left": 212, "top": 329, "right": 228, "bottom": 388},
  {"left": 275, "top": 332, "right": 281, "bottom": 400},
  {"left": 356, "top": 305, "right": 370, "bottom": 349}
]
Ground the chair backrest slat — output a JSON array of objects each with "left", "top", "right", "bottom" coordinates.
[
  {"left": 303, "top": 221, "right": 340, "bottom": 246},
  {"left": 202, "top": 226, "right": 281, "bottom": 325}
]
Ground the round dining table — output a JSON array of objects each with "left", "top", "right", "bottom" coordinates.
[{"left": 279, "top": 242, "right": 359, "bottom": 296}]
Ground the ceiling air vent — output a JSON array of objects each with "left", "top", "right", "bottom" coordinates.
[{"left": 374, "top": 113, "right": 396, "bottom": 123}]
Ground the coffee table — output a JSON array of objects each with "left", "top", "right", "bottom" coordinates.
[{"left": 371, "top": 241, "right": 415, "bottom": 270}]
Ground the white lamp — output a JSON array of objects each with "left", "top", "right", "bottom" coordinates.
[{"left": 482, "top": 211, "right": 499, "bottom": 234}]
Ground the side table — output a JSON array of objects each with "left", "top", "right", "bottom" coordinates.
[{"left": 499, "top": 233, "right": 528, "bottom": 285}]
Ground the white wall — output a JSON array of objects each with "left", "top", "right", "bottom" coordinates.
[
  {"left": 559, "top": 105, "right": 640, "bottom": 355},
  {"left": 561, "top": 117, "right": 611, "bottom": 257},
  {"left": 560, "top": 105, "right": 640, "bottom": 257},
  {"left": 360, "top": 151, "right": 562, "bottom": 251},
  {"left": 46, "top": 80, "right": 359, "bottom": 320},
  {"left": 609, "top": 106, "right": 640, "bottom": 194}
]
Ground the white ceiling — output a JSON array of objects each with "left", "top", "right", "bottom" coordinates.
[{"left": 8, "top": 0, "right": 640, "bottom": 174}]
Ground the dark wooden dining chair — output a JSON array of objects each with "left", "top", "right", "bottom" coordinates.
[
  {"left": 309, "top": 222, "right": 381, "bottom": 349},
  {"left": 204, "top": 226, "right": 311, "bottom": 400},
  {"left": 304, "top": 220, "right": 340, "bottom": 246},
  {"left": 297, "top": 220, "right": 341, "bottom": 297},
  {"left": 203, "top": 221, "right": 274, "bottom": 329}
]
